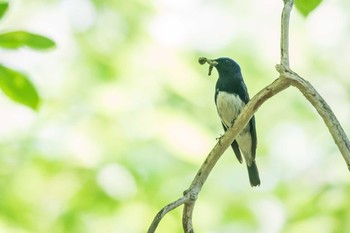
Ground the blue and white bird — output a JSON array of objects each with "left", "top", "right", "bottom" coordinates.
[{"left": 201, "top": 57, "right": 260, "bottom": 187}]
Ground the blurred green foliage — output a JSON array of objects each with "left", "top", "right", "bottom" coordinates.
[
  {"left": 0, "top": 2, "right": 8, "bottom": 20},
  {"left": 0, "top": 0, "right": 349, "bottom": 233},
  {"left": 0, "top": 31, "right": 55, "bottom": 49},
  {"left": 295, "top": 0, "right": 323, "bottom": 17},
  {"left": 0, "top": 1, "right": 55, "bottom": 110},
  {"left": 0, "top": 65, "right": 39, "bottom": 109}
]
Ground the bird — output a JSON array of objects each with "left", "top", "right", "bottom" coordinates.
[{"left": 201, "top": 57, "right": 260, "bottom": 187}]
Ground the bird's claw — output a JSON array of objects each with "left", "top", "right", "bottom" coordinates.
[{"left": 216, "top": 134, "right": 224, "bottom": 145}]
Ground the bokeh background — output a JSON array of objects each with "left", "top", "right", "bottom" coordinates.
[{"left": 1, "top": 0, "right": 350, "bottom": 232}]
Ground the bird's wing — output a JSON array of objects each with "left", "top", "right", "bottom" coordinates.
[
  {"left": 238, "top": 79, "right": 257, "bottom": 158},
  {"left": 222, "top": 123, "right": 243, "bottom": 163},
  {"left": 214, "top": 88, "right": 219, "bottom": 104},
  {"left": 249, "top": 116, "right": 257, "bottom": 159},
  {"left": 239, "top": 80, "right": 250, "bottom": 104}
]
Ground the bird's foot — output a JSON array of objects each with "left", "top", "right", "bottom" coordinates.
[
  {"left": 216, "top": 134, "right": 224, "bottom": 145},
  {"left": 230, "top": 119, "right": 236, "bottom": 127}
]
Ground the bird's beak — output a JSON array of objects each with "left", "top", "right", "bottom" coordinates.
[{"left": 198, "top": 57, "right": 218, "bottom": 76}]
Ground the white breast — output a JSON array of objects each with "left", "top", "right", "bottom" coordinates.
[
  {"left": 216, "top": 91, "right": 245, "bottom": 128},
  {"left": 216, "top": 90, "right": 253, "bottom": 165}
]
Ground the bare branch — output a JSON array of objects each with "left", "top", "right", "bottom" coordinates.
[
  {"left": 277, "top": 67, "right": 350, "bottom": 170},
  {"left": 148, "top": 76, "right": 292, "bottom": 233},
  {"left": 280, "top": 0, "right": 294, "bottom": 68},
  {"left": 182, "top": 190, "right": 196, "bottom": 233},
  {"left": 147, "top": 0, "right": 350, "bottom": 232},
  {"left": 147, "top": 194, "right": 191, "bottom": 233},
  {"left": 181, "top": 77, "right": 291, "bottom": 232},
  {"left": 278, "top": 0, "right": 350, "bottom": 168}
]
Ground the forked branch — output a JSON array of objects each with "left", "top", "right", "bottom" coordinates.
[{"left": 147, "top": 0, "right": 350, "bottom": 232}]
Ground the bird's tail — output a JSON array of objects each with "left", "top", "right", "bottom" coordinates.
[{"left": 247, "top": 160, "right": 260, "bottom": 187}]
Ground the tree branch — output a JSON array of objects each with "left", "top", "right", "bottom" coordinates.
[
  {"left": 277, "top": 0, "right": 350, "bottom": 169},
  {"left": 181, "top": 77, "right": 291, "bottom": 233},
  {"left": 147, "top": 0, "right": 350, "bottom": 232},
  {"left": 276, "top": 66, "right": 350, "bottom": 170},
  {"left": 147, "top": 194, "right": 191, "bottom": 233},
  {"left": 280, "top": 0, "right": 293, "bottom": 68}
]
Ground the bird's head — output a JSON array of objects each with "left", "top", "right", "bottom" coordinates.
[{"left": 198, "top": 57, "right": 241, "bottom": 76}]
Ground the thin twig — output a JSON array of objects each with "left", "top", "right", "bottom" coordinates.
[
  {"left": 147, "top": 194, "right": 191, "bottom": 233},
  {"left": 277, "top": 0, "right": 350, "bottom": 168},
  {"left": 277, "top": 67, "right": 350, "bottom": 170},
  {"left": 280, "top": 0, "right": 293, "bottom": 68}
]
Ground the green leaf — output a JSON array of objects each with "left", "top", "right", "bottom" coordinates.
[
  {"left": 295, "top": 0, "right": 322, "bottom": 17},
  {"left": 0, "top": 2, "right": 9, "bottom": 20},
  {"left": 0, "top": 64, "right": 40, "bottom": 110},
  {"left": 0, "top": 31, "right": 55, "bottom": 50}
]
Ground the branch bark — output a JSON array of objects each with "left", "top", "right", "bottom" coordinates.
[
  {"left": 147, "top": 0, "right": 350, "bottom": 232},
  {"left": 147, "top": 194, "right": 191, "bottom": 233},
  {"left": 280, "top": 0, "right": 293, "bottom": 68}
]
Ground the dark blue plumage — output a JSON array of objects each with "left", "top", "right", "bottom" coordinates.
[{"left": 211, "top": 57, "right": 260, "bottom": 187}]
